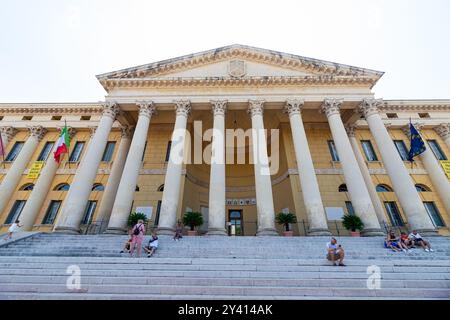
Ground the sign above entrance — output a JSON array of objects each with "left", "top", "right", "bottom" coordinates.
[{"left": 226, "top": 198, "right": 256, "bottom": 206}]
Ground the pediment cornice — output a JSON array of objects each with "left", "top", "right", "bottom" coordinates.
[
  {"left": 0, "top": 103, "right": 104, "bottom": 115},
  {"left": 381, "top": 100, "right": 450, "bottom": 112}
]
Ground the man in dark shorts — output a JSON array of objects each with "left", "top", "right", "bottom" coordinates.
[
  {"left": 326, "top": 237, "right": 345, "bottom": 266},
  {"left": 409, "top": 230, "right": 434, "bottom": 252}
]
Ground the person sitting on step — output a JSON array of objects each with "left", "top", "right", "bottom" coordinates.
[
  {"left": 400, "top": 232, "right": 412, "bottom": 252},
  {"left": 409, "top": 230, "right": 434, "bottom": 252},
  {"left": 143, "top": 231, "right": 159, "bottom": 258},
  {"left": 120, "top": 235, "right": 133, "bottom": 254},
  {"left": 386, "top": 230, "right": 409, "bottom": 252},
  {"left": 326, "top": 237, "right": 345, "bottom": 266}
]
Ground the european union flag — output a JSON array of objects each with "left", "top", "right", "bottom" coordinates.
[{"left": 408, "top": 122, "right": 426, "bottom": 162}]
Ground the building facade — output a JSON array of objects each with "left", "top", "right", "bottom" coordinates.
[{"left": 0, "top": 45, "right": 449, "bottom": 236}]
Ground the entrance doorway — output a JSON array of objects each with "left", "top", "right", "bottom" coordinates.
[{"left": 228, "top": 209, "right": 243, "bottom": 236}]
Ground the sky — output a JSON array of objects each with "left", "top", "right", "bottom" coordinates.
[{"left": 0, "top": 0, "right": 449, "bottom": 103}]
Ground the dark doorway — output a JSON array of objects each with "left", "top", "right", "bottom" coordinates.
[{"left": 228, "top": 209, "right": 243, "bottom": 236}]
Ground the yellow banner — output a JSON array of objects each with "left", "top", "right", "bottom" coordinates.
[
  {"left": 440, "top": 160, "right": 450, "bottom": 179},
  {"left": 27, "top": 161, "right": 44, "bottom": 179}
]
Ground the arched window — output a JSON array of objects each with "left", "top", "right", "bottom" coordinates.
[
  {"left": 415, "top": 184, "right": 431, "bottom": 192},
  {"left": 157, "top": 184, "right": 164, "bottom": 192},
  {"left": 54, "top": 183, "right": 70, "bottom": 191},
  {"left": 20, "top": 183, "right": 34, "bottom": 191},
  {"left": 92, "top": 183, "right": 105, "bottom": 191},
  {"left": 338, "top": 184, "right": 348, "bottom": 192},
  {"left": 376, "top": 184, "right": 393, "bottom": 192},
  {"left": 135, "top": 185, "right": 140, "bottom": 192}
]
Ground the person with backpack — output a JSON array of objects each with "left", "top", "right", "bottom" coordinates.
[{"left": 130, "top": 219, "right": 145, "bottom": 258}]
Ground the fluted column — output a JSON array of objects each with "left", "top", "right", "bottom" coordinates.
[
  {"left": 106, "top": 102, "right": 156, "bottom": 234},
  {"left": 54, "top": 102, "right": 119, "bottom": 233},
  {"left": 321, "top": 99, "right": 383, "bottom": 236},
  {"left": 248, "top": 100, "right": 277, "bottom": 236},
  {"left": 19, "top": 127, "right": 76, "bottom": 230},
  {"left": 0, "top": 127, "right": 18, "bottom": 149},
  {"left": 434, "top": 123, "right": 450, "bottom": 149},
  {"left": 359, "top": 99, "right": 436, "bottom": 235},
  {"left": 95, "top": 126, "right": 133, "bottom": 228},
  {"left": 207, "top": 100, "right": 227, "bottom": 236},
  {"left": 285, "top": 99, "right": 330, "bottom": 235},
  {"left": 0, "top": 126, "right": 47, "bottom": 217},
  {"left": 402, "top": 124, "right": 450, "bottom": 218},
  {"left": 346, "top": 124, "right": 388, "bottom": 226},
  {"left": 158, "top": 100, "right": 191, "bottom": 235}
]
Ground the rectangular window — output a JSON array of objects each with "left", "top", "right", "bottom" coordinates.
[
  {"left": 81, "top": 201, "right": 97, "bottom": 225},
  {"left": 5, "top": 200, "right": 26, "bottom": 224},
  {"left": 393, "top": 140, "right": 409, "bottom": 161},
  {"left": 327, "top": 140, "right": 339, "bottom": 161},
  {"left": 51, "top": 116, "right": 62, "bottom": 121},
  {"left": 68, "top": 141, "right": 85, "bottom": 162},
  {"left": 80, "top": 116, "right": 91, "bottom": 121},
  {"left": 42, "top": 200, "right": 62, "bottom": 225},
  {"left": 165, "top": 141, "right": 172, "bottom": 162},
  {"left": 345, "top": 201, "right": 355, "bottom": 216},
  {"left": 101, "top": 141, "right": 116, "bottom": 162},
  {"left": 384, "top": 201, "right": 404, "bottom": 227},
  {"left": 22, "top": 116, "right": 33, "bottom": 121},
  {"left": 418, "top": 113, "right": 430, "bottom": 118},
  {"left": 361, "top": 140, "right": 378, "bottom": 161},
  {"left": 37, "top": 141, "right": 54, "bottom": 161},
  {"left": 386, "top": 113, "right": 398, "bottom": 119},
  {"left": 427, "top": 140, "right": 447, "bottom": 160},
  {"left": 423, "top": 202, "right": 445, "bottom": 227},
  {"left": 154, "top": 200, "right": 162, "bottom": 226},
  {"left": 5, "top": 142, "right": 24, "bottom": 162}
]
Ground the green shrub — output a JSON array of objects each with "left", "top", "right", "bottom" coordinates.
[
  {"left": 182, "top": 211, "right": 204, "bottom": 231},
  {"left": 342, "top": 214, "right": 364, "bottom": 232},
  {"left": 127, "top": 212, "right": 148, "bottom": 227},
  {"left": 275, "top": 212, "right": 297, "bottom": 231}
]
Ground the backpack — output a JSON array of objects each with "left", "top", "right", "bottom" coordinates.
[{"left": 133, "top": 224, "right": 142, "bottom": 236}]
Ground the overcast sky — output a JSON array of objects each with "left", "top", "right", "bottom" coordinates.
[{"left": 1, "top": 0, "right": 449, "bottom": 103}]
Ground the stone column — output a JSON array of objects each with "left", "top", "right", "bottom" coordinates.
[
  {"left": 402, "top": 124, "right": 450, "bottom": 219},
  {"left": 106, "top": 102, "right": 156, "bottom": 234},
  {"left": 54, "top": 102, "right": 119, "bottom": 234},
  {"left": 285, "top": 99, "right": 330, "bottom": 235},
  {"left": 207, "top": 100, "right": 227, "bottom": 236},
  {"left": 321, "top": 99, "right": 383, "bottom": 236},
  {"left": 346, "top": 124, "right": 388, "bottom": 226},
  {"left": 434, "top": 123, "right": 450, "bottom": 149},
  {"left": 248, "top": 100, "right": 277, "bottom": 236},
  {"left": 95, "top": 126, "right": 133, "bottom": 228},
  {"left": 0, "top": 126, "right": 47, "bottom": 217},
  {"left": 19, "top": 127, "right": 76, "bottom": 231},
  {"left": 359, "top": 99, "right": 436, "bottom": 235},
  {"left": 158, "top": 100, "right": 191, "bottom": 235},
  {"left": 0, "top": 127, "right": 18, "bottom": 149}
]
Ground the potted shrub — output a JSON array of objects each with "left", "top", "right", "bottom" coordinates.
[
  {"left": 182, "top": 211, "right": 204, "bottom": 236},
  {"left": 127, "top": 212, "right": 148, "bottom": 229},
  {"left": 342, "top": 214, "right": 364, "bottom": 237},
  {"left": 275, "top": 212, "right": 297, "bottom": 236}
]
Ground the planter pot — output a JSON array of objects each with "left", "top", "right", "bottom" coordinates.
[
  {"left": 282, "top": 231, "right": 294, "bottom": 237},
  {"left": 350, "top": 231, "right": 361, "bottom": 237},
  {"left": 187, "top": 230, "right": 198, "bottom": 236}
]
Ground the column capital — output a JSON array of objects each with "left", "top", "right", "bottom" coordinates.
[
  {"left": 320, "top": 98, "right": 343, "bottom": 117},
  {"left": 284, "top": 99, "right": 305, "bottom": 117},
  {"left": 28, "top": 125, "right": 47, "bottom": 141},
  {"left": 434, "top": 123, "right": 450, "bottom": 140},
  {"left": 88, "top": 126, "right": 97, "bottom": 138},
  {"left": 345, "top": 124, "right": 357, "bottom": 137},
  {"left": 136, "top": 101, "right": 157, "bottom": 118},
  {"left": 210, "top": 100, "right": 227, "bottom": 116},
  {"left": 174, "top": 100, "right": 191, "bottom": 117},
  {"left": 401, "top": 122, "right": 424, "bottom": 137},
  {"left": 247, "top": 99, "right": 265, "bottom": 117},
  {"left": 0, "top": 126, "right": 18, "bottom": 140},
  {"left": 101, "top": 101, "right": 120, "bottom": 119},
  {"left": 119, "top": 125, "right": 134, "bottom": 138},
  {"left": 359, "top": 98, "right": 383, "bottom": 118}
]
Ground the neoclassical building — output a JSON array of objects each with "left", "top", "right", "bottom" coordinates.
[{"left": 0, "top": 45, "right": 449, "bottom": 237}]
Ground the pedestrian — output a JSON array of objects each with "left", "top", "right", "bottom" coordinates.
[
  {"left": 173, "top": 220, "right": 183, "bottom": 241},
  {"left": 3, "top": 220, "right": 22, "bottom": 241},
  {"left": 130, "top": 219, "right": 145, "bottom": 258}
]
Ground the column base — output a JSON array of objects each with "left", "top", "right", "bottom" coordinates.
[
  {"left": 206, "top": 228, "right": 227, "bottom": 236},
  {"left": 53, "top": 226, "right": 81, "bottom": 235},
  {"left": 307, "top": 228, "right": 332, "bottom": 236},
  {"left": 361, "top": 228, "right": 385, "bottom": 237},
  {"left": 415, "top": 228, "right": 440, "bottom": 237},
  {"left": 104, "top": 227, "right": 128, "bottom": 235},
  {"left": 256, "top": 228, "right": 279, "bottom": 236},
  {"left": 157, "top": 226, "right": 175, "bottom": 236}
]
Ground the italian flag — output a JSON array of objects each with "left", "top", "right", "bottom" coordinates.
[{"left": 54, "top": 125, "right": 70, "bottom": 163}]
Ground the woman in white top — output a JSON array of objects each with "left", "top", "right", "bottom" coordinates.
[{"left": 4, "top": 219, "right": 22, "bottom": 241}]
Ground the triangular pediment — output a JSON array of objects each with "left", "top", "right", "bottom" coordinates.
[{"left": 96, "top": 44, "right": 384, "bottom": 90}]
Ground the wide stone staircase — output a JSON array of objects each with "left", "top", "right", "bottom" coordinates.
[{"left": 0, "top": 233, "right": 449, "bottom": 299}]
